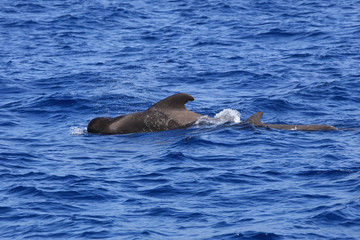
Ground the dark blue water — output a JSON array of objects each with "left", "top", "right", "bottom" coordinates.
[{"left": 1, "top": 0, "right": 360, "bottom": 239}]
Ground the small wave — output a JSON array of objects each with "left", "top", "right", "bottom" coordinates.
[
  {"left": 236, "top": 231, "right": 282, "bottom": 240},
  {"left": 196, "top": 109, "right": 241, "bottom": 125}
]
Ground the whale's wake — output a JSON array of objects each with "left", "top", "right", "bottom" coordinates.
[
  {"left": 214, "top": 109, "right": 241, "bottom": 123},
  {"left": 195, "top": 109, "right": 241, "bottom": 125}
]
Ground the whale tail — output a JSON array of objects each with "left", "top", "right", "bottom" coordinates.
[{"left": 246, "top": 111, "right": 264, "bottom": 125}]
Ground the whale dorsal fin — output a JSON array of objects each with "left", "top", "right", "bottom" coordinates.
[
  {"left": 246, "top": 111, "right": 264, "bottom": 125},
  {"left": 149, "top": 93, "right": 194, "bottom": 111}
]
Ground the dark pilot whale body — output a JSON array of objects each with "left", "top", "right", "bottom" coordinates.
[
  {"left": 87, "top": 93, "right": 201, "bottom": 134},
  {"left": 246, "top": 111, "right": 337, "bottom": 131},
  {"left": 88, "top": 93, "right": 337, "bottom": 134}
]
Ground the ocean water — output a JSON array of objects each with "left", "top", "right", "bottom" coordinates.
[{"left": 1, "top": 0, "right": 360, "bottom": 239}]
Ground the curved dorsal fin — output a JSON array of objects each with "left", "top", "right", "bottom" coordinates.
[
  {"left": 149, "top": 93, "right": 195, "bottom": 111},
  {"left": 246, "top": 111, "right": 264, "bottom": 125}
]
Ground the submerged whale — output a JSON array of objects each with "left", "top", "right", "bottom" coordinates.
[
  {"left": 246, "top": 111, "right": 337, "bottom": 131},
  {"left": 88, "top": 93, "right": 337, "bottom": 134},
  {"left": 88, "top": 93, "right": 201, "bottom": 134}
]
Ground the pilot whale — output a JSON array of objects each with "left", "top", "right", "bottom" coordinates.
[
  {"left": 246, "top": 111, "right": 337, "bottom": 131},
  {"left": 87, "top": 93, "right": 201, "bottom": 134},
  {"left": 88, "top": 93, "right": 337, "bottom": 134}
]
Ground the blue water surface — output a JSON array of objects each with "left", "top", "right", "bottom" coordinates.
[{"left": 1, "top": 0, "right": 360, "bottom": 239}]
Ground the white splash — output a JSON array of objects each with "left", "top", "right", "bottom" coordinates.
[
  {"left": 70, "top": 126, "right": 86, "bottom": 135},
  {"left": 195, "top": 109, "right": 241, "bottom": 125},
  {"left": 214, "top": 109, "right": 241, "bottom": 123}
]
